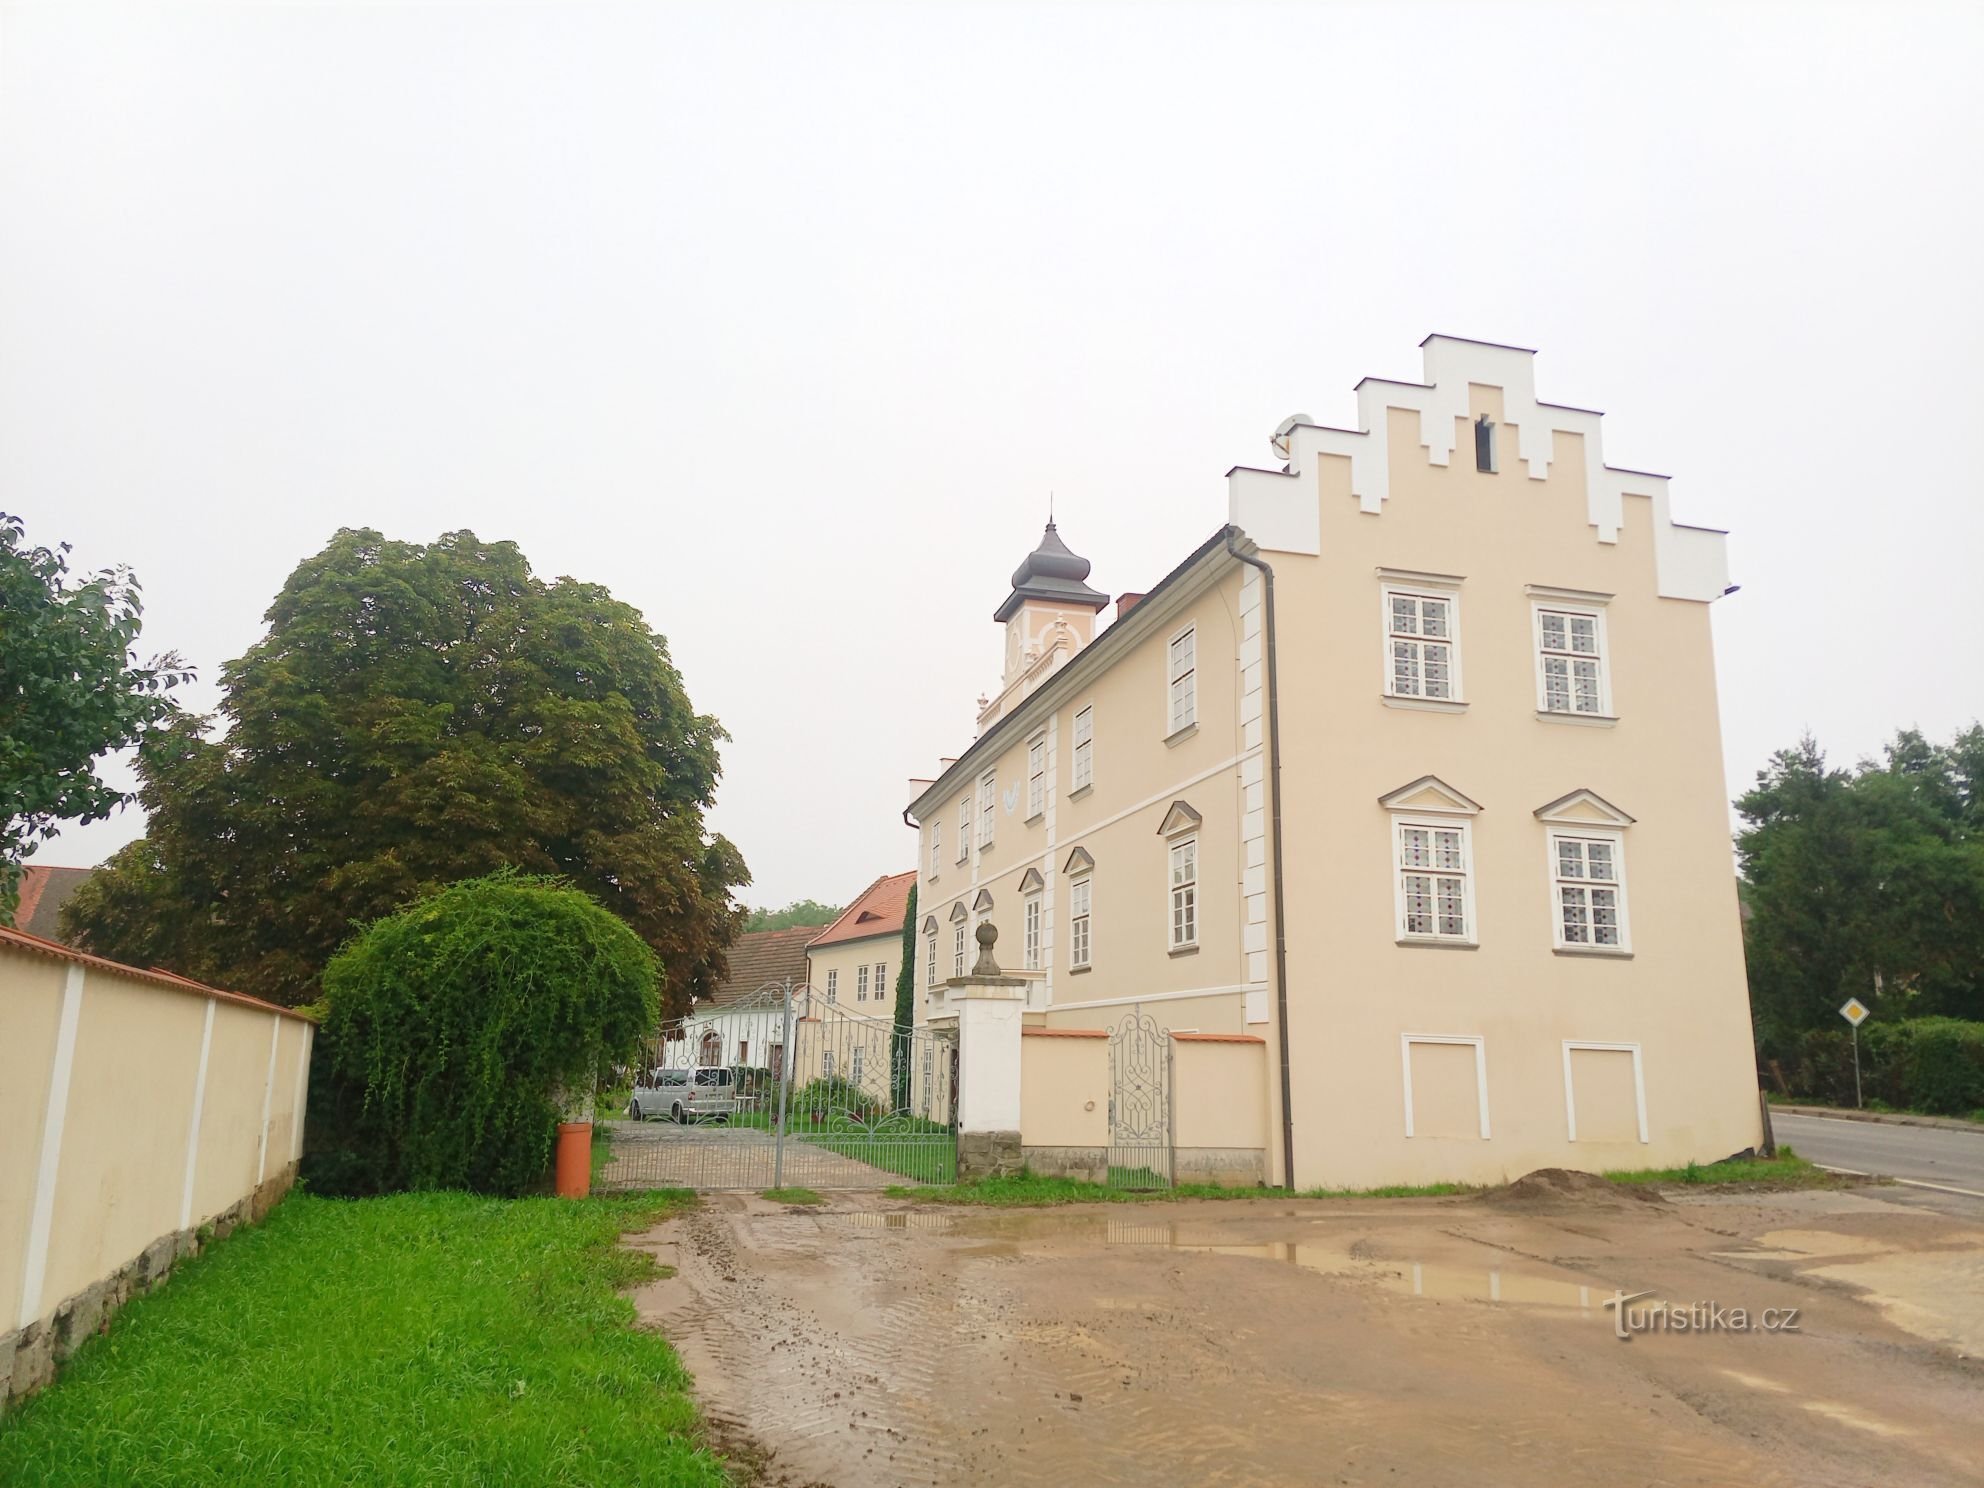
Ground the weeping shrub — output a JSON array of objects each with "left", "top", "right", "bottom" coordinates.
[{"left": 304, "top": 871, "right": 659, "bottom": 1196}]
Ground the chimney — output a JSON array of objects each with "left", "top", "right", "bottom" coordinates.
[{"left": 1116, "top": 592, "right": 1146, "bottom": 620}]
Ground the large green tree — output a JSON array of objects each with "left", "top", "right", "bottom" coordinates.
[
  {"left": 63, "top": 529, "right": 746, "bottom": 1012},
  {"left": 743, "top": 898, "right": 842, "bottom": 932},
  {"left": 0, "top": 512, "right": 189, "bottom": 920},
  {"left": 1739, "top": 726, "right": 1984, "bottom": 1047}
]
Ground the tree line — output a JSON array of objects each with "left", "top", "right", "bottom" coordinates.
[{"left": 4, "top": 516, "right": 748, "bottom": 1019}]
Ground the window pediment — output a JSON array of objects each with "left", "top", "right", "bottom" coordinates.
[
  {"left": 1377, "top": 775, "right": 1483, "bottom": 816},
  {"left": 921, "top": 914, "right": 938, "bottom": 935},
  {"left": 1018, "top": 866, "right": 1045, "bottom": 894},
  {"left": 1157, "top": 799, "right": 1203, "bottom": 837},
  {"left": 1063, "top": 845, "right": 1095, "bottom": 875},
  {"left": 971, "top": 888, "right": 995, "bottom": 913},
  {"left": 1533, "top": 788, "right": 1634, "bottom": 827},
  {"left": 948, "top": 901, "right": 970, "bottom": 924}
]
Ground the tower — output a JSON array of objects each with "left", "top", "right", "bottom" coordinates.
[{"left": 982, "top": 519, "right": 1109, "bottom": 725}]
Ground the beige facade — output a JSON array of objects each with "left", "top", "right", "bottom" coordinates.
[
  {"left": 910, "top": 336, "right": 1762, "bottom": 1190},
  {"left": 1, "top": 929, "right": 312, "bottom": 1402},
  {"left": 805, "top": 870, "right": 914, "bottom": 1017},
  {"left": 806, "top": 934, "right": 898, "bottom": 1016}
]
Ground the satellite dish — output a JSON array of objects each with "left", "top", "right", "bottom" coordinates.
[{"left": 1270, "top": 413, "right": 1311, "bottom": 464}]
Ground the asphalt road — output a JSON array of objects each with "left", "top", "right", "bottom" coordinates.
[{"left": 1772, "top": 1112, "right": 1984, "bottom": 1197}]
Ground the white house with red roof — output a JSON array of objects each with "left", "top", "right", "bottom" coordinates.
[{"left": 804, "top": 870, "right": 915, "bottom": 1015}]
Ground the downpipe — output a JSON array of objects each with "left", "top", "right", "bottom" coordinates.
[{"left": 1224, "top": 529, "right": 1297, "bottom": 1191}]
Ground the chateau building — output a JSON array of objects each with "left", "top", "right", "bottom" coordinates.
[{"left": 907, "top": 335, "right": 1764, "bottom": 1189}]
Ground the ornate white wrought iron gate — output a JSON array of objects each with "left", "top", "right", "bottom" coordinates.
[
  {"left": 1107, "top": 1008, "right": 1174, "bottom": 1189},
  {"left": 598, "top": 981, "right": 958, "bottom": 1191}
]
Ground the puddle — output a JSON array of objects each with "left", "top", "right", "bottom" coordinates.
[
  {"left": 1100, "top": 1219, "right": 1608, "bottom": 1316},
  {"left": 832, "top": 1211, "right": 955, "bottom": 1232},
  {"left": 1756, "top": 1229, "right": 1895, "bottom": 1258},
  {"left": 1803, "top": 1400, "right": 1914, "bottom": 1437},
  {"left": 1806, "top": 1251, "right": 1984, "bottom": 1355},
  {"left": 1720, "top": 1369, "right": 1791, "bottom": 1394},
  {"left": 1723, "top": 1372, "right": 1916, "bottom": 1438}
]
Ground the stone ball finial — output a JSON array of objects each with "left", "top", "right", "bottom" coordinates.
[{"left": 971, "top": 920, "right": 1002, "bottom": 976}]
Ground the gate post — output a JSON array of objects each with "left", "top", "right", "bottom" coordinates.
[
  {"left": 948, "top": 922, "right": 1027, "bottom": 1181},
  {"left": 773, "top": 980, "right": 795, "bottom": 1189}
]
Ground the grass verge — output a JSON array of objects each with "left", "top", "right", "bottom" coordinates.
[
  {"left": 1766, "top": 1095, "right": 1984, "bottom": 1125},
  {"left": 761, "top": 1187, "right": 825, "bottom": 1205},
  {"left": 887, "top": 1152, "right": 1836, "bottom": 1206},
  {"left": 883, "top": 1172, "right": 1473, "bottom": 1206},
  {"left": 1602, "top": 1148, "right": 1839, "bottom": 1189},
  {"left": 0, "top": 1190, "right": 724, "bottom": 1487}
]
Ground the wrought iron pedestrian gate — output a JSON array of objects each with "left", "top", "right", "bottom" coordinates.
[
  {"left": 597, "top": 981, "right": 958, "bottom": 1192},
  {"left": 1107, "top": 1008, "right": 1174, "bottom": 1189}
]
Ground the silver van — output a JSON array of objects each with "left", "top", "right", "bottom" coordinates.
[{"left": 630, "top": 1066, "right": 739, "bottom": 1123}]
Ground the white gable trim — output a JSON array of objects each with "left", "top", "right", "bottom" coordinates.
[
  {"left": 1533, "top": 788, "right": 1635, "bottom": 826},
  {"left": 1226, "top": 336, "right": 1731, "bottom": 600},
  {"left": 1377, "top": 775, "right": 1483, "bottom": 816}
]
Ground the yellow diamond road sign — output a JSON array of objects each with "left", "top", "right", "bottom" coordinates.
[{"left": 1840, "top": 998, "right": 1870, "bottom": 1027}]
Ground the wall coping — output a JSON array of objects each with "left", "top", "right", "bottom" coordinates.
[
  {"left": 1171, "top": 1032, "right": 1266, "bottom": 1044},
  {"left": 0, "top": 925, "right": 315, "bottom": 1023},
  {"left": 1022, "top": 1027, "right": 1108, "bottom": 1039}
]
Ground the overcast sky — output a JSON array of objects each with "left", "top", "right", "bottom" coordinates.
[{"left": 6, "top": 1, "right": 1981, "bottom": 910}]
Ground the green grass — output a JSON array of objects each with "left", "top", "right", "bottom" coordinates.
[
  {"left": 883, "top": 1172, "right": 1475, "bottom": 1206},
  {"left": 796, "top": 1130, "right": 956, "bottom": 1185},
  {"left": 1766, "top": 1094, "right": 1984, "bottom": 1125},
  {"left": 888, "top": 1155, "right": 1832, "bottom": 1208},
  {"left": 1602, "top": 1148, "right": 1838, "bottom": 1189},
  {"left": 0, "top": 1190, "right": 725, "bottom": 1487},
  {"left": 761, "top": 1187, "right": 824, "bottom": 1205}
]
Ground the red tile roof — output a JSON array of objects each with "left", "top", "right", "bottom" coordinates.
[
  {"left": 0, "top": 923, "right": 316, "bottom": 1022},
  {"left": 700, "top": 924, "right": 822, "bottom": 1009},
  {"left": 14, "top": 865, "right": 93, "bottom": 945},
  {"left": 808, "top": 870, "right": 916, "bottom": 951}
]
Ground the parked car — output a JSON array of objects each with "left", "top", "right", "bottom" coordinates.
[{"left": 629, "top": 1066, "right": 739, "bottom": 1123}]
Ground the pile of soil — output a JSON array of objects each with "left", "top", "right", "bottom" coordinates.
[{"left": 1474, "top": 1168, "right": 1667, "bottom": 1208}]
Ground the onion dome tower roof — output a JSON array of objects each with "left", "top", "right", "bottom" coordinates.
[{"left": 993, "top": 520, "right": 1109, "bottom": 622}]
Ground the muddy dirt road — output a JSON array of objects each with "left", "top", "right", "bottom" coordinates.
[{"left": 627, "top": 1183, "right": 1983, "bottom": 1487}]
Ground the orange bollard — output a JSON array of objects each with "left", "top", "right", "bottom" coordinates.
[{"left": 554, "top": 1121, "right": 593, "bottom": 1198}]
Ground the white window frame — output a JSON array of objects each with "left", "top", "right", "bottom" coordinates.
[
  {"left": 925, "top": 928, "right": 937, "bottom": 988},
  {"left": 953, "top": 920, "right": 967, "bottom": 978},
  {"left": 826, "top": 968, "right": 838, "bottom": 1003},
  {"left": 1168, "top": 836, "right": 1198, "bottom": 951},
  {"left": 1380, "top": 580, "right": 1463, "bottom": 705},
  {"left": 856, "top": 964, "right": 869, "bottom": 1001},
  {"left": 822, "top": 1050, "right": 836, "bottom": 1079},
  {"left": 1071, "top": 704, "right": 1094, "bottom": 793},
  {"left": 875, "top": 961, "right": 887, "bottom": 999},
  {"left": 1399, "top": 1033, "right": 1492, "bottom": 1139},
  {"left": 1026, "top": 735, "right": 1046, "bottom": 821},
  {"left": 928, "top": 821, "right": 941, "bottom": 878},
  {"left": 978, "top": 770, "right": 997, "bottom": 849},
  {"left": 1023, "top": 891, "right": 1042, "bottom": 970},
  {"left": 1547, "top": 829, "right": 1632, "bottom": 953},
  {"left": 1392, "top": 818, "right": 1477, "bottom": 945},
  {"left": 1561, "top": 1040, "right": 1649, "bottom": 1143},
  {"left": 1166, "top": 625, "right": 1197, "bottom": 736},
  {"left": 851, "top": 1046, "right": 865, "bottom": 1084},
  {"left": 956, "top": 796, "right": 971, "bottom": 862},
  {"left": 1069, "top": 876, "right": 1092, "bottom": 969},
  {"left": 1531, "top": 600, "right": 1613, "bottom": 717}
]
